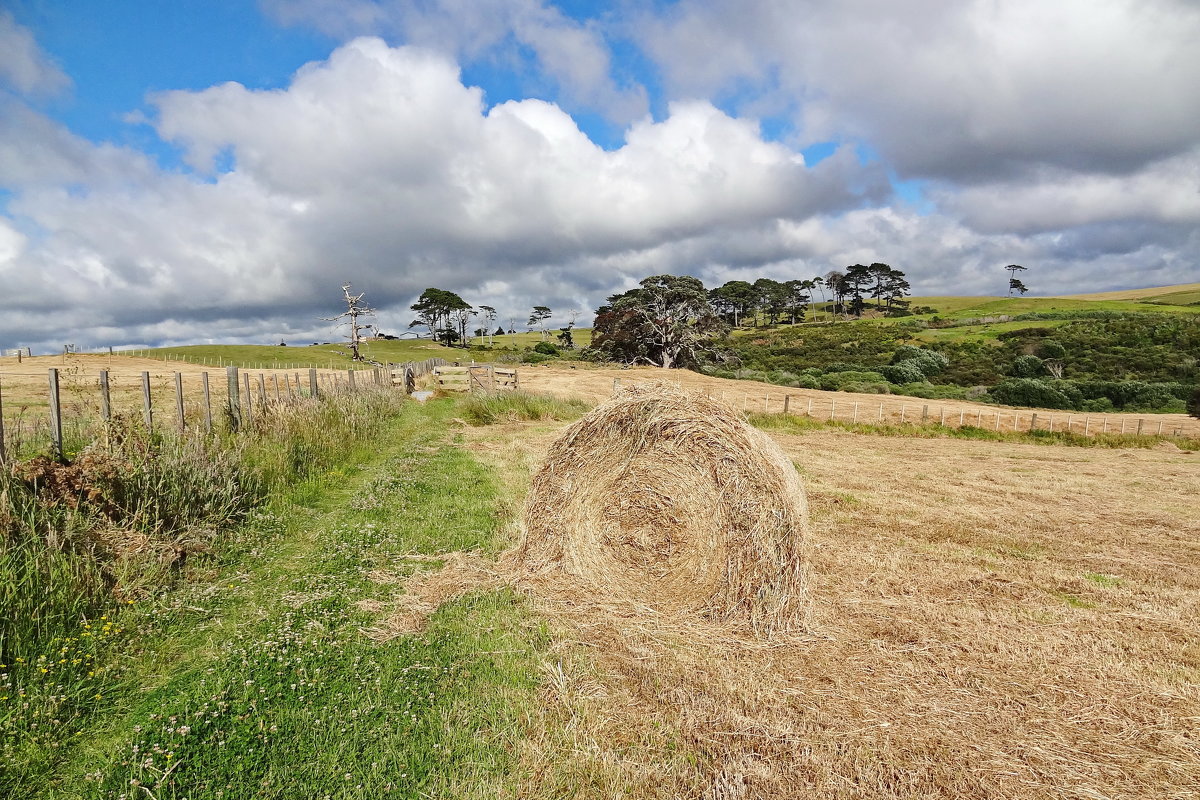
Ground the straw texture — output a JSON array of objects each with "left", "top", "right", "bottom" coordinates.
[{"left": 515, "top": 382, "right": 809, "bottom": 634}]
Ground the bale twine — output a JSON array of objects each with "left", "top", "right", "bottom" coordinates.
[{"left": 516, "top": 382, "right": 808, "bottom": 634}]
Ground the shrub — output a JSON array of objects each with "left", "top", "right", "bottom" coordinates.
[
  {"left": 533, "top": 341, "right": 559, "bottom": 355},
  {"left": 891, "top": 346, "right": 948, "bottom": 376},
  {"left": 1011, "top": 354, "right": 1046, "bottom": 378},
  {"left": 1188, "top": 386, "right": 1200, "bottom": 419},
  {"left": 820, "top": 370, "right": 889, "bottom": 392},
  {"left": 879, "top": 360, "right": 925, "bottom": 385},
  {"left": 989, "top": 378, "right": 1074, "bottom": 409},
  {"left": 840, "top": 381, "right": 891, "bottom": 394},
  {"left": 894, "top": 382, "right": 971, "bottom": 400},
  {"left": 1038, "top": 340, "right": 1067, "bottom": 359},
  {"left": 521, "top": 351, "right": 554, "bottom": 364}
]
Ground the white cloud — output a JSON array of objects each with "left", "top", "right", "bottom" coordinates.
[
  {"left": 637, "top": 0, "right": 1200, "bottom": 179},
  {"left": 0, "top": 11, "right": 70, "bottom": 97},
  {"left": 0, "top": 38, "right": 869, "bottom": 351},
  {"left": 262, "top": 0, "right": 646, "bottom": 123}
]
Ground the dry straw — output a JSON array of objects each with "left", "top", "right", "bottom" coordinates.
[{"left": 513, "top": 382, "right": 809, "bottom": 635}]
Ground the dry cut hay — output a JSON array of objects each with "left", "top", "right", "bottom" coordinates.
[{"left": 514, "top": 381, "right": 809, "bottom": 635}]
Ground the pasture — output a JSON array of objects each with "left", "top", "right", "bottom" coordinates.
[{"left": 3, "top": 355, "right": 1198, "bottom": 798}]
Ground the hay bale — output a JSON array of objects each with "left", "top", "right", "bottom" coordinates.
[{"left": 516, "top": 382, "right": 808, "bottom": 634}]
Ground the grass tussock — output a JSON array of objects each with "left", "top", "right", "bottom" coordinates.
[
  {"left": 746, "top": 410, "right": 1200, "bottom": 450},
  {"left": 459, "top": 390, "right": 590, "bottom": 426}
]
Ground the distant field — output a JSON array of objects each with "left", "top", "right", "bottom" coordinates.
[
  {"left": 121, "top": 330, "right": 592, "bottom": 368},
  {"left": 1059, "top": 282, "right": 1200, "bottom": 301}
]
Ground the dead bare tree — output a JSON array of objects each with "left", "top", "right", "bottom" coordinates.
[{"left": 322, "top": 282, "right": 376, "bottom": 361}]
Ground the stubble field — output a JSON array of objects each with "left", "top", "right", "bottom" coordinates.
[{"left": 451, "top": 403, "right": 1200, "bottom": 798}]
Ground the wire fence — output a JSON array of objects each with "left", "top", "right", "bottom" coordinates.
[
  {"left": 608, "top": 377, "right": 1200, "bottom": 439},
  {"left": 0, "top": 359, "right": 453, "bottom": 463}
]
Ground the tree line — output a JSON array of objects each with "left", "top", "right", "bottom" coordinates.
[{"left": 408, "top": 288, "right": 569, "bottom": 348}]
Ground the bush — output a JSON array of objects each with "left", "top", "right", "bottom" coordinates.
[
  {"left": 989, "top": 378, "right": 1074, "bottom": 409},
  {"left": 879, "top": 360, "right": 925, "bottom": 385},
  {"left": 894, "top": 382, "right": 971, "bottom": 400},
  {"left": 533, "top": 341, "right": 559, "bottom": 355},
  {"left": 820, "top": 370, "right": 889, "bottom": 392},
  {"left": 890, "top": 346, "right": 948, "bottom": 376},
  {"left": 840, "top": 381, "right": 891, "bottom": 394},
  {"left": 1011, "top": 354, "right": 1046, "bottom": 378},
  {"left": 1038, "top": 340, "right": 1067, "bottom": 359}
]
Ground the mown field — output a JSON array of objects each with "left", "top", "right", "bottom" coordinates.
[{"left": 3, "top": 365, "right": 1198, "bottom": 798}]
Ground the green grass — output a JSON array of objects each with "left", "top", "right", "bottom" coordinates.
[
  {"left": 912, "top": 318, "right": 1074, "bottom": 344},
  {"left": 4, "top": 398, "right": 548, "bottom": 798},
  {"left": 122, "top": 331, "right": 593, "bottom": 369},
  {"left": 459, "top": 391, "right": 591, "bottom": 425},
  {"left": 131, "top": 340, "right": 459, "bottom": 369},
  {"left": 1144, "top": 289, "right": 1200, "bottom": 306}
]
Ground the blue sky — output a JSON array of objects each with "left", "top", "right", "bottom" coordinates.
[{"left": 1, "top": 0, "right": 1197, "bottom": 350}]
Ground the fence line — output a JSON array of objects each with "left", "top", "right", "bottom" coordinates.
[
  {"left": 0, "top": 363, "right": 412, "bottom": 460},
  {"left": 635, "top": 385, "right": 1200, "bottom": 440}
]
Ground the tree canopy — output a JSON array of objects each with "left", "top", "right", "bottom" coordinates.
[{"left": 593, "top": 274, "right": 726, "bottom": 368}]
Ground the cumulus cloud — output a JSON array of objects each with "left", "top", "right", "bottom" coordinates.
[
  {"left": 636, "top": 0, "right": 1200, "bottom": 180},
  {"left": 0, "top": 11, "right": 71, "bottom": 97},
  {"left": 262, "top": 0, "right": 647, "bottom": 124},
  {"left": 2, "top": 13, "right": 1198, "bottom": 354},
  {"left": 0, "top": 38, "right": 872, "bottom": 351}
]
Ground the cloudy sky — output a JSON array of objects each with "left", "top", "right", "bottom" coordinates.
[{"left": 2, "top": 0, "right": 1198, "bottom": 352}]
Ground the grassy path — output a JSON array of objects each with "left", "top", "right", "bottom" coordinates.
[{"left": 38, "top": 399, "right": 545, "bottom": 799}]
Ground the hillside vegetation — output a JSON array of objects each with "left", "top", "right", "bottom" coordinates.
[{"left": 713, "top": 286, "right": 1200, "bottom": 413}]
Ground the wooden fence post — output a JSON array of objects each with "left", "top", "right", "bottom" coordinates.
[
  {"left": 807, "top": 399, "right": 813, "bottom": 416},
  {"left": 939, "top": 407, "right": 945, "bottom": 426},
  {"left": 0, "top": 377, "right": 6, "bottom": 465},
  {"left": 348, "top": 369, "right": 356, "bottom": 390},
  {"left": 830, "top": 401, "right": 836, "bottom": 420},
  {"left": 922, "top": 404, "right": 929, "bottom": 422},
  {"left": 1084, "top": 417, "right": 1090, "bottom": 435},
  {"left": 852, "top": 402, "right": 859, "bottom": 423},
  {"left": 242, "top": 372, "right": 253, "bottom": 426},
  {"left": 257, "top": 373, "right": 267, "bottom": 407},
  {"left": 174, "top": 372, "right": 185, "bottom": 431},
  {"left": 783, "top": 395, "right": 791, "bottom": 414},
  {"left": 202, "top": 372, "right": 213, "bottom": 433},
  {"left": 879, "top": 402, "right": 884, "bottom": 421},
  {"left": 99, "top": 370, "right": 111, "bottom": 422},
  {"left": 49, "top": 369, "right": 64, "bottom": 459},
  {"left": 1030, "top": 413, "right": 1038, "bottom": 431},
  {"left": 1136, "top": 419, "right": 1144, "bottom": 436},
  {"left": 141, "top": 371, "right": 153, "bottom": 433},
  {"left": 273, "top": 373, "right": 280, "bottom": 402},
  {"left": 1157, "top": 420, "right": 1163, "bottom": 435},
  {"left": 227, "top": 366, "right": 241, "bottom": 432},
  {"left": 309, "top": 368, "right": 319, "bottom": 399}
]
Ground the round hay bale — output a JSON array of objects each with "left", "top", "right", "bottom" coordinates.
[{"left": 516, "top": 382, "right": 808, "bottom": 634}]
